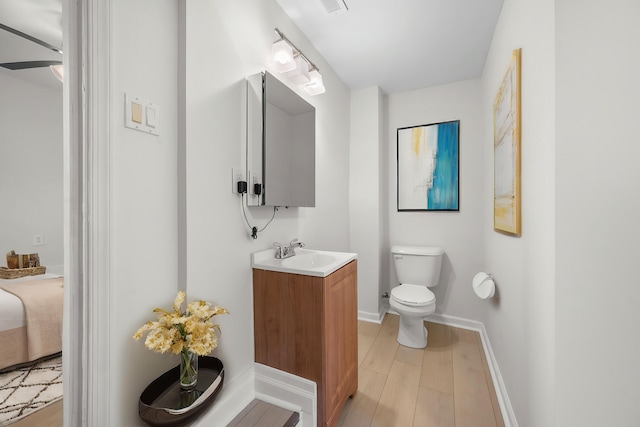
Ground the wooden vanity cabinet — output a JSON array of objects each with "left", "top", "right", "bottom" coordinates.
[{"left": 253, "top": 260, "right": 358, "bottom": 427}]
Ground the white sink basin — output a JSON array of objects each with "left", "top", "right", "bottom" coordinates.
[
  {"left": 252, "top": 248, "right": 357, "bottom": 277},
  {"left": 282, "top": 253, "right": 337, "bottom": 270}
]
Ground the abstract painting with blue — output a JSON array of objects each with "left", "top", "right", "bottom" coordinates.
[{"left": 397, "top": 120, "right": 459, "bottom": 211}]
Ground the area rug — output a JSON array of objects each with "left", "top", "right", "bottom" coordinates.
[{"left": 0, "top": 356, "right": 62, "bottom": 425}]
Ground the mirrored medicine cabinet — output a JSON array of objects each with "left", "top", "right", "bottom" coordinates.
[{"left": 245, "top": 71, "right": 316, "bottom": 207}]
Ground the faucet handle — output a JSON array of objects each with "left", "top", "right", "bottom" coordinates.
[{"left": 273, "top": 242, "right": 285, "bottom": 258}]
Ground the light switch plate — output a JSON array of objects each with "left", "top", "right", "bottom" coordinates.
[
  {"left": 146, "top": 106, "right": 157, "bottom": 127},
  {"left": 125, "top": 93, "right": 159, "bottom": 136}
]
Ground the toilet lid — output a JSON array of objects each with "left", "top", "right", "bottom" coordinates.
[{"left": 391, "top": 284, "right": 435, "bottom": 306}]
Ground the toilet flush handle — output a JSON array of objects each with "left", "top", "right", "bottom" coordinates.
[{"left": 394, "top": 254, "right": 404, "bottom": 259}]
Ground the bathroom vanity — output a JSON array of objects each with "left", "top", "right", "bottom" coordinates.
[{"left": 252, "top": 249, "right": 358, "bottom": 427}]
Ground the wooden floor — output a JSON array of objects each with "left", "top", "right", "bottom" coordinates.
[
  {"left": 337, "top": 314, "right": 504, "bottom": 427},
  {"left": 13, "top": 315, "right": 503, "bottom": 427},
  {"left": 10, "top": 398, "right": 63, "bottom": 427}
]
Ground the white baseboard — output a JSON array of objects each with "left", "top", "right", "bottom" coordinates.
[
  {"left": 426, "top": 313, "right": 519, "bottom": 427},
  {"left": 193, "top": 363, "right": 317, "bottom": 427},
  {"left": 190, "top": 364, "right": 255, "bottom": 427},
  {"left": 255, "top": 363, "right": 316, "bottom": 427},
  {"left": 358, "top": 309, "right": 385, "bottom": 324},
  {"left": 427, "top": 312, "right": 484, "bottom": 331}
]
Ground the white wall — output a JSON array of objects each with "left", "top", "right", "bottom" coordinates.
[
  {"left": 386, "top": 79, "right": 485, "bottom": 320},
  {"left": 0, "top": 73, "right": 63, "bottom": 273},
  {"left": 182, "top": 0, "right": 351, "bottom": 410},
  {"left": 98, "top": 0, "right": 640, "bottom": 425},
  {"left": 556, "top": 1, "right": 640, "bottom": 425},
  {"left": 100, "top": 0, "right": 351, "bottom": 423},
  {"left": 350, "top": 87, "right": 384, "bottom": 320},
  {"left": 108, "top": 1, "right": 179, "bottom": 425},
  {"left": 480, "top": 0, "right": 555, "bottom": 425}
]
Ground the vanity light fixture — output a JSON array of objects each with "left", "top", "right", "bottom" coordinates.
[
  {"left": 284, "top": 55, "right": 311, "bottom": 84},
  {"left": 304, "top": 69, "right": 325, "bottom": 95},
  {"left": 270, "top": 28, "right": 325, "bottom": 95},
  {"left": 270, "top": 39, "right": 296, "bottom": 73}
]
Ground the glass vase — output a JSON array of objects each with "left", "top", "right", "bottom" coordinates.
[{"left": 180, "top": 349, "right": 198, "bottom": 390}]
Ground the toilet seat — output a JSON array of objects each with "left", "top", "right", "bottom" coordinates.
[{"left": 391, "top": 284, "right": 435, "bottom": 306}]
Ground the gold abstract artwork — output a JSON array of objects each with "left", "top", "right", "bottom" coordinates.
[{"left": 493, "top": 48, "right": 521, "bottom": 236}]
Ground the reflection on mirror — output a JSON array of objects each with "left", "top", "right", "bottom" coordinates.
[{"left": 246, "top": 71, "right": 315, "bottom": 207}]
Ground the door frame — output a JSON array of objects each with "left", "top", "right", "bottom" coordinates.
[{"left": 63, "top": 0, "right": 111, "bottom": 424}]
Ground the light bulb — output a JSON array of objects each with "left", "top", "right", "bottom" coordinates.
[
  {"left": 304, "top": 69, "right": 325, "bottom": 95},
  {"left": 284, "top": 56, "right": 311, "bottom": 84},
  {"left": 270, "top": 39, "right": 296, "bottom": 73},
  {"left": 50, "top": 64, "right": 64, "bottom": 82}
]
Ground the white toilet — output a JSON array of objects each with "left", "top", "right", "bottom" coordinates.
[{"left": 389, "top": 245, "right": 444, "bottom": 348}]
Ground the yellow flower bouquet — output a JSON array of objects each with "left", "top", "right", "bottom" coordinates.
[{"left": 134, "top": 291, "right": 229, "bottom": 389}]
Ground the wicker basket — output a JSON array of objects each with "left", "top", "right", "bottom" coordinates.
[
  {"left": 6, "top": 252, "right": 40, "bottom": 269},
  {"left": 0, "top": 266, "right": 47, "bottom": 280}
]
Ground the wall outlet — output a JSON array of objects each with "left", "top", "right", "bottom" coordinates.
[
  {"left": 232, "top": 167, "right": 245, "bottom": 194},
  {"left": 33, "top": 234, "right": 45, "bottom": 246},
  {"left": 251, "top": 173, "right": 260, "bottom": 195}
]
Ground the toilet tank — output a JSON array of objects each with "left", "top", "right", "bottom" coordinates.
[{"left": 392, "top": 245, "right": 444, "bottom": 287}]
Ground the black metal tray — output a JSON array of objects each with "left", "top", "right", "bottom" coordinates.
[{"left": 139, "top": 356, "right": 224, "bottom": 426}]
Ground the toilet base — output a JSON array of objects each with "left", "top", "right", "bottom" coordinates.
[{"left": 397, "top": 315, "right": 428, "bottom": 349}]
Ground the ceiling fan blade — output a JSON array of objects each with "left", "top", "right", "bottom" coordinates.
[
  {"left": 0, "top": 60, "right": 63, "bottom": 70},
  {"left": 0, "top": 23, "right": 63, "bottom": 54}
]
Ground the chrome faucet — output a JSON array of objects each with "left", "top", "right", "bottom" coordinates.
[
  {"left": 273, "top": 242, "right": 286, "bottom": 259},
  {"left": 273, "top": 238, "right": 305, "bottom": 259},
  {"left": 288, "top": 238, "right": 305, "bottom": 253}
]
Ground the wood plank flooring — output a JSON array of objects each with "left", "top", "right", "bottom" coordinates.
[
  {"left": 338, "top": 314, "right": 505, "bottom": 427},
  {"left": 14, "top": 315, "right": 503, "bottom": 427},
  {"left": 10, "top": 398, "right": 62, "bottom": 427}
]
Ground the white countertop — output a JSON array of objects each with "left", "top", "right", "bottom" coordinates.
[{"left": 251, "top": 248, "right": 357, "bottom": 277}]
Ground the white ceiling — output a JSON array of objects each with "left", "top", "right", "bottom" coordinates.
[
  {"left": 0, "top": 0, "right": 503, "bottom": 94},
  {"left": 0, "top": 0, "right": 63, "bottom": 90},
  {"left": 275, "top": 0, "right": 504, "bottom": 94}
]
